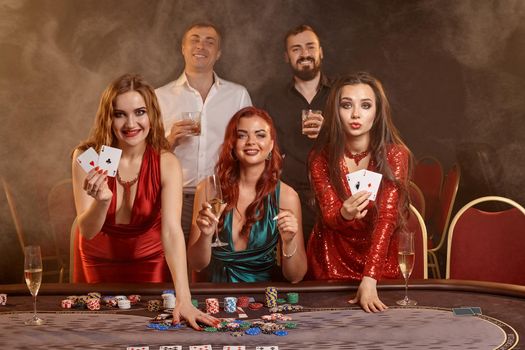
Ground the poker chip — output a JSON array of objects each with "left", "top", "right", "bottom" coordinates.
[
  {"left": 205, "top": 298, "right": 219, "bottom": 314},
  {"left": 274, "top": 330, "right": 289, "bottom": 336},
  {"left": 277, "top": 298, "right": 287, "bottom": 304},
  {"left": 286, "top": 292, "right": 299, "bottom": 304},
  {"left": 265, "top": 286, "right": 278, "bottom": 308},
  {"left": 204, "top": 327, "right": 218, "bottom": 332},
  {"left": 237, "top": 296, "right": 250, "bottom": 307},
  {"left": 245, "top": 327, "right": 261, "bottom": 336},
  {"left": 60, "top": 299, "right": 72, "bottom": 309},
  {"left": 87, "top": 298, "right": 101, "bottom": 311},
  {"left": 248, "top": 302, "right": 263, "bottom": 310},
  {"left": 284, "top": 322, "right": 297, "bottom": 329},
  {"left": 87, "top": 292, "right": 101, "bottom": 299},
  {"left": 147, "top": 299, "right": 162, "bottom": 312},
  {"left": 162, "top": 293, "right": 176, "bottom": 309},
  {"left": 224, "top": 297, "right": 237, "bottom": 313},
  {"left": 128, "top": 294, "right": 141, "bottom": 305},
  {"left": 191, "top": 299, "right": 199, "bottom": 308},
  {"left": 231, "top": 331, "right": 244, "bottom": 337},
  {"left": 117, "top": 299, "right": 131, "bottom": 309}
]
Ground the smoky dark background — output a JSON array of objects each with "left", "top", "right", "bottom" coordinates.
[{"left": 1, "top": 0, "right": 524, "bottom": 283}]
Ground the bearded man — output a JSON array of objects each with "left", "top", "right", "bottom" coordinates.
[{"left": 262, "top": 25, "right": 331, "bottom": 242}]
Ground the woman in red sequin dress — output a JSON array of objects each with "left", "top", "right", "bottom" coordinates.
[
  {"left": 71, "top": 74, "right": 218, "bottom": 329},
  {"left": 307, "top": 72, "right": 412, "bottom": 312}
]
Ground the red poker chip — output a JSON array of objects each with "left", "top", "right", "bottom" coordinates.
[{"left": 248, "top": 302, "right": 263, "bottom": 310}]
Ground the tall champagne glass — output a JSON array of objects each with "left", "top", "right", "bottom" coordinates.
[
  {"left": 396, "top": 231, "right": 417, "bottom": 306},
  {"left": 24, "top": 245, "right": 44, "bottom": 325},
  {"left": 206, "top": 174, "right": 227, "bottom": 247}
]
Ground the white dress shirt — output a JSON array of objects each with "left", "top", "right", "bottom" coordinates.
[{"left": 155, "top": 72, "right": 252, "bottom": 192}]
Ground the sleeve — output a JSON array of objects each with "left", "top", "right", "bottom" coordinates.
[
  {"left": 309, "top": 151, "right": 361, "bottom": 231},
  {"left": 363, "top": 145, "right": 409, "bottom": 279},
  {"left": 239, "top": 87, "right": 252, "bottom": 108}
]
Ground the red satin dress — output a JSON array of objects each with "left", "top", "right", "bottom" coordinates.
[
  {"left": 73, "top": 145, "right": 170, "bottom": 283},
  {"left": 307, "top": 144, "right": 409, "bottom": 281}
]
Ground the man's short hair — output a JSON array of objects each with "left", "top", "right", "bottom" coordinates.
[
  {"left": 183, "top": 21, "right": 222, "bottom": 48},
  {"left": 283, "top": 24, "right": 320, "bottom": 49}
]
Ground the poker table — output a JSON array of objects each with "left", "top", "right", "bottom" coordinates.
[{"left": 1, "top": 279, "right": 524, "bottom": 350}]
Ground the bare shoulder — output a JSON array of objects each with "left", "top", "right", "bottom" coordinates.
[
  {"left": 279, "top": 181, "right": 300, "bottom": 207},
  {"left": 160, "top": 150, "right": 181, "bottom": 180}
]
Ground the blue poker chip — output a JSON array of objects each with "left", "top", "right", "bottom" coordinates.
[
  {"left": 162, "top": 289, "right": 175, "bottom": 295},
  {"left": 245, "top": 327, "right": 262, "bottom": 336},
  {"left": 274, "top": 330, "right": 288, "bottom": 336},
  {"left": 170, "top": 323, "right": 184, "bottom": 329},
  {"left": 233, "top": 319, "right": 243, "bottom": 324}
]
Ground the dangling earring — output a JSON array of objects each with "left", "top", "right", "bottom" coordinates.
[{"left": 266, "top": 151, "right": 272, "bottom": 161}]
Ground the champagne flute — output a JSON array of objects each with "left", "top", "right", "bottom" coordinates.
[
  {"left": 205, "top": 174, "right": 227, "bottom": 247},
  {"left": 396, "top": 231, "right": 417, "bottom": 306},
  {"left": 24, "top": 245, "right": 44, "bottom": 325}
]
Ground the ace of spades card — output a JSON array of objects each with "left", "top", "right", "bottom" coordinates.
[{"left": 346, "top": 169, "right": 382, "bottom": 201}]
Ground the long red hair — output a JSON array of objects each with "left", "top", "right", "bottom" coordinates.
[{"left": 216, "top": 107, "right": 283, "bottom": 237}]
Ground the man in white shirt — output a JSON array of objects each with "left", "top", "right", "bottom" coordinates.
[{"left": 156, "top": 22, "right": 252, "bottom": 239}]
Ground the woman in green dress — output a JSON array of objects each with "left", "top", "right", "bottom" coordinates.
[{"left": 187, "top": 107, "right": 307, "bottom": 283}]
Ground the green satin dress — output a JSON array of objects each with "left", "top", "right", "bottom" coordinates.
[{"left": 210, "top": 182, "right": 280, "bottom": 283}]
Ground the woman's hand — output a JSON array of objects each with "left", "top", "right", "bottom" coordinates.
[
  {"left": 348, "top": 276, "right": 388, "bottom": 313},
  {"left": 340, "top": 191, "right": 371, "bottom": 221},
  {"left": 83, "top": 167, "right": 112, "bottom": 202},
  {"left": 195, "top": 202, "right": 226, "bottom": 237},
  {"left": 275, "top": 209, "right": 298, "bottom": 245},
  {"left": 172, "top": 300, "right": 219, "bottom": 330}
]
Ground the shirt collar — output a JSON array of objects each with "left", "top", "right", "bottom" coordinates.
[
  {"left": 175, "top": 71, "right": 223, "bottom": 89},
  {"left": 287, "top": 72, "right": 330, "bottom": 92}
]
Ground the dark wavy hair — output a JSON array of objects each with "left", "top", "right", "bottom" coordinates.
[
  {"left": 312, "top": 72, "right": 413, "bottom": 223},
  {"left": 216, "top": 106, "right": 283, "bottom": 237},
  {"left": 75, "top": 73, "right": 169, "bottom": 153}
]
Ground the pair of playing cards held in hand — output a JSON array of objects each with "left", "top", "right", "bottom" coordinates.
[
  {"left": 346, "top": 169, "right": 382, "bottom": 201},
  {"left": 76, "top": 146, "right": 122, "bottom": 177}
]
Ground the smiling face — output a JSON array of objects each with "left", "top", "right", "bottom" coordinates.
[
  {"left": 111, "top": 91, "right": 150, "bottom": 148},
  {"left": 182, "top": 26, "right": 221, "bottom": 74},
  {"left": 234, "top": 115, "right": 274, "bottom": 166},
  {"left": 339, "top": 83, "right": 377, "bottom": 141},
  {"left": 285, "top": 30, "right": 323, "bottom": 81}
]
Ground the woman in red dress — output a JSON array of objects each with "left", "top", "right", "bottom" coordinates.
[
  {"left": 308, "top": 72, "right": 412, "bottom": 312},
  {"left": 72, "top": 74, "right": 217, "bottom": 329}
]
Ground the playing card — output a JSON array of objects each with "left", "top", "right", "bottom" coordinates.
[
  {"left": 346, "top": 169, "right": 382, "bottom": 201},
  {"left": 159, "top": 346, "right": 182, "bottom": 350},
  {"left": 76, "top": 147, "right": 99, "bottom": 173},
  {"left": 189, "top": 346, "right": 212, "bottom": 350},
  {"left": 126, "top": 347, "right": 149, "bottom": 350},
  {"left": 223, "top": 346, "right": 246, "bottom": 350},
  {"left": 98, "top": 145, "right": 122, "bottom": 177},
  {"left": 452, "top": 307, "right": 475, "bottom": 316},
  {"left": 255, "top": 347, "right": 279, "bottom": 350},
  {"left": 461, "top": 306, "right": 482, "bottom": 315}
]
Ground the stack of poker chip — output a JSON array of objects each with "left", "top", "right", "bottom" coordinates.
[
  {"left": 103, "top": 296, "right": 118, "bottom": 308},
  {"left": 128, "top": 294, "right": 141, "bottom": 305},
  {"left": 60, "top": 299, "right": 72, "bottom": 309},
  {"left": 161, "top": 292, "right": 176, "bottom": 309},
  {"left": 265, "top": 286, "right": 278, "bottom": 308},
  {"left": 237, "top": 296, "right": 250, "bottom": 308},
  {"left": 224, "top": 297, "right": 237, "bottom": 313},
  {"left": 0, "top": 294, "right": 6, "bottom": 306},
  {"left": 147, "top": 299, "right": 162, "bottom": 312},
  {"left": 87, "top": 292, "right": 101, "bottom": 299},
  {"left": 191, "top": 299, "right": 199, "bottom": 308},
  {"left": 87, "top": 298, "right": 101, "bottom": 311},
  {"left": 117, "top": 299, "right": 131, "bottom": 309},
  {"left": 205, "top": 298, "right": 219, "bottom": 314},
  {"left": 286, "top": 292, "right": 299, "bottom": 304}
]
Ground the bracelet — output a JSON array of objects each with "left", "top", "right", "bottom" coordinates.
[{"left": 282, "top": 242, "right": 297, "bottom": 258}]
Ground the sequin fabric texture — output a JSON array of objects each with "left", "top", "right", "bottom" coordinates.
[{"left": 307, "top": 144, "right": 409, "bottom": 281}]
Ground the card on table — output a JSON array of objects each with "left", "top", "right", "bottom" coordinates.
[
  {"left": 461, "top": 306, "right": 482, "bottom": 315},
  {"left": 346, "top": 169, "right": 383, "bottom": 201},
  {"left": 255, "top": 347, "right": 279, "bottom": 350},
  {"left": 126, "top": 347, "right": 149, "bottom": 350},
  {"left": 76, "top": 147, "right": 99, "bottom": 173},
  {"left": 452, "top": 307, "right": 475, "bottom": 316},
  {"left": 189, "top": 346, "right": 212, "bottom": 350},
  {"left": 223, "top": 346, "right": 246, "bottom": 350},
  {"left": 159, "top": 346, "right": 182, "bottom": 350},
  {"left": 98, "top": 145, "right": 122, "bottom": 177}
]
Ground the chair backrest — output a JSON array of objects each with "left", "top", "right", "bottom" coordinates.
[
  {"left": 431, "top": 164, "right": 461, "bottom": 251},
  {"left": 446, "top": 196, "right": 525, "bottom": 285},
  {"left": 407, "top": 204, "right": 428, "bottom": 279},
  {"left": 47, "top": 178, "right": 76, "bottom": 281},
  {"left": 1, "top": 177, "right": 26, "bottom": 251},
  {"left": 413, "top": 156, "right": 443, "bottom": 226},
  {"left": 408, "top": 181, "right": 425, "bottom": 219}
]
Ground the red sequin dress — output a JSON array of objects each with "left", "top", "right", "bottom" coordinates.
[
  {"left": 73, "top": 145, "right": 171, "bottom": 283},
  {"left": 307, "top": 144, "right": 409, "bottom": 281}
]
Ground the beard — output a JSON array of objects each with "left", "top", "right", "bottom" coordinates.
[{"left": 291, "top": 57, "right": 322, "bottom": 81}]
